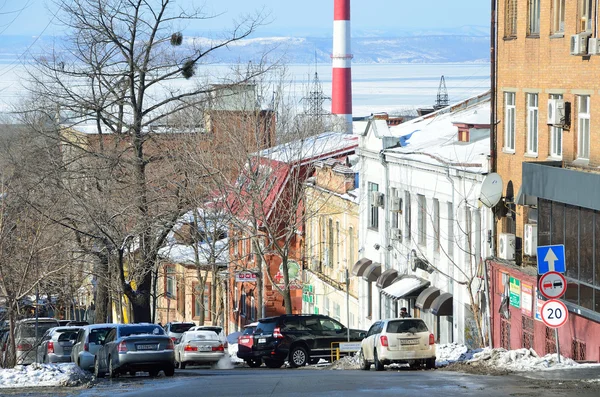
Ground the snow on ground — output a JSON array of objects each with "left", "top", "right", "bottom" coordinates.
[
  {"left": 0, "top": 363, "right": 91, "bottom": 389},
  {"left": 228, "top": 343, "right": 243, "bottom": 364}
]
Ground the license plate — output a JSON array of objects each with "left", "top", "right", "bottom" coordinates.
[
  {"left": 240, "top": 338, "right": 250, "bottom": 344},
  {"left": 199, "top": 346, "right": 211, "bottom": 352},
  {"left": 258, "top": 338, "right": 266, "bottom": 344},
  {"left": 63, "top": 347, "right": 72, "bottom": 352},
  {"left": 399, "top": 339, "right": 420, "bottom": 345},
  {"left": 136, "top": 344, "right": 156, "bottom": 350}
]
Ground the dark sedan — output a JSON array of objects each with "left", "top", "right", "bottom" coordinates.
[{"left": 94, "top": 324, "right": 174, "bottom": 378}]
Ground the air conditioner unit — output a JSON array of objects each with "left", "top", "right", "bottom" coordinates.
[
  {"left": 390, "top": 196, "right": 403, "bottom": 212},
  {"left": 391, "top": 227, "right": 402, "bottom": 240},
  {"left": 524, "top": 224, "right": 538, "bottom": 256},
  {"left": 547, "top": 99, "right": 565, "bottom": 125},
  {"left": 370, "top": 191, "right": 384, "bottom": 207},
  {"left": 498, "top": 233, "right": 516, "bottom": 261},
  {"left": 570, "top": 32, "right": 591, "bottom": 55},
  {"left": 588, "top": 37, "right": 600, "bottom": 55}
]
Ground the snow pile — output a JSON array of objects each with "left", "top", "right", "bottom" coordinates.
[
  {"left": 467, "top": 348, "right": 579, "bottom": 371},
  {"left": 0, "top": 363, "right": 91, "bottom": 389},
  {"left": 330, "top": 353, "right": 360, "bottom": 370},
  {"left": 436, "top": 342, "right": 482, "bottom": 367},
  {"left": 228, "top": 343, "right": 243, "bottom": 364}
]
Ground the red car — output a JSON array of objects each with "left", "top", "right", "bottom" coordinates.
[{"left": 237, "top": 322, "right": 260, "bottom": 367}]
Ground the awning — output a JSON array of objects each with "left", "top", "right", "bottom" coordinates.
[
  {"left": 352, "top": 258, "right": 373, "bottom": 277},
  {"left": 381, "top": 275, "right": 429, "bottom": 300},
  {"left": 362, "top": 262, "right": 382, "bottom": 283},
  {"left": 376, "top": 269, "right": 398, "bottom": 289},
  {"left": 430, "top": 292, "right": 453, "bottom": 316},
  {"left": 415, "top": 287, "right": 441, "bottom": 310}
]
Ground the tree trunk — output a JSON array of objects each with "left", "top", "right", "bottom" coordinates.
[
  {"left": 95, "top": 257, "right": 110, "bottom": 324},
  {"left": 124, "top": 267, "right": 153, "bottom": 323},
  {"left": 252, "top": 237, "right": 264, "bottom": 317},
  {"left": 281, "top": 258, "right": 293, "bottom": 314},
  {"left": 211, "top": 266, "right": 217, "bottom": 320}
]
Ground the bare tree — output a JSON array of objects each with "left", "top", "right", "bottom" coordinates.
[{"left": 19, "top": 0, "right": 269, "bottom": 322}]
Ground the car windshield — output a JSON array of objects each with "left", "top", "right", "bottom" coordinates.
[
  {"left": 121, "top": 325, "right": 164, "bottom": 337},
  {"left": 242, "top": 327, "right": 255, "bottom": 336},
  {"left": 20, "top": 323, "right": 58, "bottom": 338},
  {"left": 89, "top": 328, "right": 113, "bottom": 344},
  {"left": 386, "top": 320, "right": 428, "bottom": 334},
  {"left": 196, "top": 326, "right": 222, "bottom": 334},
  {"left": 254, "top": 320, "right": 276, "bottom": 335},
  {"left": 170, "top": 323, "right": 194, "bottom": 333},
  {"left": 57, "top": 331, "right": 79, "bottom": 342}
]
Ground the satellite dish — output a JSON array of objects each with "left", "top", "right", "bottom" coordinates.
[{"left": 479, "top": 173, "right": 503, "bottom": 208}]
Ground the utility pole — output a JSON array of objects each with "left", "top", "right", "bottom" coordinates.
[{"left": 346, "top": 268, "right": 350, "bottom": 342}]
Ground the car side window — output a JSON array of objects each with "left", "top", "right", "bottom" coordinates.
[
  {"left": 304, "top": 317, "right": 321, "bottom": 332},
  {"left": 320, "top": 318, "right": 342, "bottom": 332},
  {"left": 366, "top": 322, "right": 379, "bottom": 337},
  {"left": 104, "top": 329, "right": 116, "bottom": 343}
]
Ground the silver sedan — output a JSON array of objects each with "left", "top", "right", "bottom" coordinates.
[{"left": 174, "top": 330, "right": 226, "bottom": 369}]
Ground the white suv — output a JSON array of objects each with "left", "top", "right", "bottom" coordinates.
[{"left": 359, "top": 318, "right": 436, "bottom": 371}]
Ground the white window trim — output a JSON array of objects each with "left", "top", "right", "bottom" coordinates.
[
  {"left": 504, "top": 92, "right": 516, "bottom": 152},
  {"left": 528, "top": 0, "right": 541, "bottom": 35},
  {"left": 552, "top": 0, "right": 566, "bottom": 34},
  {"left": 549, "top": 94, "right": 563, "bottom": 159},
  {"left": 526, "top": 93, "right": 539, "bottom": 156},
  {"left": 577, "top": 95, "right": 591, "bottom": 160}
]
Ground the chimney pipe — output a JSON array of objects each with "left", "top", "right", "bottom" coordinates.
[{"left": 332, "top": 0, "right": 353, "bottom": 133}]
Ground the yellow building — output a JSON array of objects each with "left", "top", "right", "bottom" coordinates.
[{"left": 303, "top": 158, "right": 359, "bottom": 328}]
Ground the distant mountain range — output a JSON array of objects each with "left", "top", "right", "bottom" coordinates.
[{"left": 0, "top": 26, "right": 489, "bottom": 65}]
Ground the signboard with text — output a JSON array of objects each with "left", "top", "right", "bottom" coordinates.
[
  {"left": 521, "top": 283, "right": 533, "bottom": 317},
  {"left": 509, "top": 277, "right": 521, "bottom": 308},
  {"left": 235, "top": 271, "right": 257, "bottom": 282}
]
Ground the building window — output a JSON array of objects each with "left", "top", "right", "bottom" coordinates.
[
  {"left": 528, "top": 0, "right": 541, "bottom": 35},
  {"left": 348, "top": 226, "right": 355, "bottom": 267},
  {"left": 251, "top": 296, "right": 256, "bottom": 320},
  {"left": 578, "top": 95, "right": 591, "bottom": 159},
  {"left": 579, "top": 0, "right": 594, "bottom": 32},
  {"left": 550, "top": 94, "right": 563, "bottom": 158},
  {"left": 504, "top": 0, "right": 518, "bottom": 38},
  {"left": 333, "top": 302, "right": 341, "bottom": 321},
  {"left": 417, "top": 194, "right": 427, "bottom": 246},
  {"left": 504, "top": 92, "right": 516, "bottom": 151},
  {"left": 234, "top": 286, "right": 238, "bottom": 311},
  {"left": 526, "top": 93, "right": 539, "bottom": 155},
  {"left": 391, "top": 188, "right": 399, "bottom": 229},
  {"left": 336, "top": 221, "right": 340, "bottom": 267},
  {"left": 327, "top": 218, "right": 334, "bottom": 267},
  {"left": 193, "top": 283, "right": 211, "bottom": 321},
  {"left": 404, "top": 191, "right": 412, "bottom": 241},
  {"left": 433, "top": 199, "right": 440, "bottom": 252},
  {"left": 552, "top": 0, "right": 566, "bottom": 33},
  {"left": 240, "top": 292, "right": 246, "bottom": 316},
  {"left": 368, "top": 182, "right": 379, "bottom": 230},
  {"left": 447, "top": 202, "right": 454, "bottom": 258},
  {"left": 165, "top": 266, "right": 176, "bottom": 298},
  {"left": 367, "top": 284, "right": 373, "bottom": 318}
]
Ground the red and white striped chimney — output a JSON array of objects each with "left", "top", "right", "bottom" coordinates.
[{"left": 332, "top": 0, "right": 353, "bottom": 133}]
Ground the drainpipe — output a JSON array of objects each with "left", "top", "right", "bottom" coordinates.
[
  {"left": 484, "top": 259, "right": 493, "bottom": 348},
  {"left": 379, "top": 150, "right": 390, "bottom": 271}
]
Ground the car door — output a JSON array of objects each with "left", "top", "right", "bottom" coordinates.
[
  {"left": 98, "top": 328, "right": 116, "bottom": 370},
  {"left": 37, "top": 330, "right": 52, "bottom": 363},
  {"left": 72, "top": 329, "right": 85, "bottom": 364},
  {"left": 362, "top": 322, "right": 381, "bottom": 360},
  {"left": 319, "top": 317, "right": 346, "bottom": 355}
]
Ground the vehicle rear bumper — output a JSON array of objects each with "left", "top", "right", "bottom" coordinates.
[
  {"left": 378, "top": 347, "right": 436, "bottom": 364},
  {"left": 237, "top": 347, "right": 262, "bottom": 360},
  {"left": 47, "top": 353, "right": 72, "bottom": 363},
  {"left": 116, "top": 350, "right": 174, "bottom": 370},
  {"left": 180, "top": 351, "right": 225, "bottom": 364},
  {"left": 254, "top": 348, "right": 288, "bottom": 361},
  {"left": 78, "top": 352, "right": 95, "bottom": 370}
]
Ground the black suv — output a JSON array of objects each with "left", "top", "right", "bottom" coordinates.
[{"left": 251, "top": 314, "right": 366, "bottom": 368}]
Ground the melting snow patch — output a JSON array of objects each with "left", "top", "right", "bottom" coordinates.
[
  {"left": 467, "top": 348, "right": 579, "bottom": 371},
  {"left": 436, "top": 342, "right": 482, "bottom": 367},
  {"left": 228, "top": 343, "right": 244, "bottom": 364},
  {"left": 0, "top": 363, "right": 91, "bottom": 389},
  {"left": 330, "top": 353, "right": 360, "bottom": 370}
]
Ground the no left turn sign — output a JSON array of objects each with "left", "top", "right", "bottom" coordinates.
[{"left": 541, "top": 299, "right": 568, "bottom": 328}]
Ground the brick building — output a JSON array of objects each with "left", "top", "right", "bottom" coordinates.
[{"left": 491, "top": 0, "right": 600, "bottom": 362}]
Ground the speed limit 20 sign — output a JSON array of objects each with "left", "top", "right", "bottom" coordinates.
[{"left": 541, "top": 299, "right": 568, "bottom": 328}]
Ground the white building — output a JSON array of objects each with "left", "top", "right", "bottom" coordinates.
[{"left": 353, "top": 92, "right": 493, "bottom": 347}]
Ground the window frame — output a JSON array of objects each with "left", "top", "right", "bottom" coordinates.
[
  {"left": 578, "top": 95, "right": 591, "bottom": 160},
  {"left": 526, "top": 93, "right": 539, "bottom": 155},
  {"left": 549, "top": 94, "right": 563, "bottom": 158},
  {"left": 165, "top": 265, "right": 176, "bottom": 299},
  {"left": 504, "top": 92, "right": 516, "bottom": 152},
  {"left": 433, "top": 199, "right": 440, "bottom": 253},
  {"left": 579, "top": 0, "right": 594, "bottom": 32},
  {"left": 368, "top": 182, "right": 379, "bottom": 230},
  {"left": 551, "top": 0, "right": 566, "bottom": 34},
  {"left": 527, "top": 0, "right": 541, "bottom": 36},
  {"left": 404, "top": 191, "right": 412, "bottom": 242},
  {"left": 417, "top": 194, "right": 427, "bottom": 247},
  {"left": 504, "top": 0, "right": 518, "bottom": 38}
]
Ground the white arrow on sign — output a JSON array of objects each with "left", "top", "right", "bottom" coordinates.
[{"left": 544, "top": 248, "right": 558, "bottom": 272}]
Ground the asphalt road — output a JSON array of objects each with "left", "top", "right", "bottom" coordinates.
[{"left": 3, "top": 365, "right": 600, "bottom": 397}]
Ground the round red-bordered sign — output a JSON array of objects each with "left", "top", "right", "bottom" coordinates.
[
  {"left": 539, "top": 271, "right": 567, "bottom": 299},
  {"left": 541, "top": 299, "right": 568, "bottom": 328}
]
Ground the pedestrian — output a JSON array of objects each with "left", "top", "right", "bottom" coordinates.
[{"left": 400, "top": 307, "right": 411, "bottom": 318}]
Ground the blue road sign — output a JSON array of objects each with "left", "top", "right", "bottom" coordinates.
[{"left": 537, "top": 245, "right": 566, "bottom": 274}]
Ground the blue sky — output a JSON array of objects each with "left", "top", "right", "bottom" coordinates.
[{"left": 1, "top": 0, "right": 490, "bottom": 36}]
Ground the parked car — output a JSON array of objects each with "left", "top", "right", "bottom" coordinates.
[
  {"left": 174, "top": 330, "right": 226, "bottom": 368},
  {"left": 94, "top": 323, "right": 174, "bottom": 378},
  {"left": 251, "top": 314, "right": 366, "bottom": 368},
  {"left": 236, "top": 322, "right": 260, "bottom": 367},
  {"left": 189, "top": 325, "right": 227, "bottom": 348},
  {"left": 71, "top": 324, "right": 116, "bottom": 371},
  {"left": 358, "top": 318, "right": 436, "bottom": 371},
  {"left": 37, "top": 326, "right": 82, "bottom": 363},
  {"left": 164, "top": 322, "right": 195, "bottom": 344},
  {"left": 14, "top": 318, "right": 60, "bottom": 365}
]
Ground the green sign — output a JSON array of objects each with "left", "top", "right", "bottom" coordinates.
[{"left": 509, "top": 277, "right": 521, "bottom": 308}]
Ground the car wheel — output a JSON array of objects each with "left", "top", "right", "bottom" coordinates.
[
  {"left": 148, "top": 369, "right": 159, "bottom": 377},
  {"left": 246, "top": 359, "right": 262, "bottom": 368},
  {"left": 94, "top": 358, "right": 105, "bottom": 378},
  {"left": 108, "top": 357, "right": 119, "bottom": 378},
  {"left": 373, "top": 349, "right": 384, "bottom": 371},
  {"left": 289, "top": 346, "right": 308, "bottom": 368},
  {"left": 359, "top": 349, "right": 370, "bottom": 371},
  {"left": 426, "top": 357, "right": 436, "bottom": 370},
  {"left": 164, "top": 365, "right": 175, "bottom": 377},
  {"left": 264, "top": 359, "right": 283, "bottom": 369}
]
